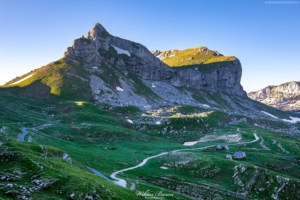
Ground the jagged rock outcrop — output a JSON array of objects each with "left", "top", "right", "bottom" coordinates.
[
  {"left": 64, "top": 23, "right": 246, "bottom": 96},
  {"left": 150, "top": 50, "right": 162, "bottom": 57},
  {"left": 248, "top": 81, "right": 300, "bottom": 111},
  {"left": 65, "top": 23, "right": 173, "bottom": 81}
]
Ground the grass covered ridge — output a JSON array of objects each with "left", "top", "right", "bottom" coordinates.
[
  {"left": 159, "top": 47, "right": 237, "bottom": 67},
  {"left": 1, "top": 58, "right": 92, "bottom": 101}
]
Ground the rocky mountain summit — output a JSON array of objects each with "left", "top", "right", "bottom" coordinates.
[
  {"left": 248, "top": 81, "right": 300, "bottom": 111},
  {"left": 64, "top": 23, "right": 246, "bottom": 96},
  {"left": 4, "top": 22, "right": 298, "bottom": 122},
  {"left": 2, "top": 23, "right": 291, "bottom": 118},
  {"left": 3, "top": 23, "right": 245, "bottom": 99},
  {"left": 65, "top": 23, "right": 173, "bottom": 81}
]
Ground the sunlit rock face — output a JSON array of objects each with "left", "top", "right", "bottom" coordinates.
[{"left": 248, "top": 81, "right": 300, "bottom": 111}]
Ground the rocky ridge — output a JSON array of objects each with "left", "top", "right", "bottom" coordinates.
[
  {"left": 248, "top": 81, "right": 300, "bottom": 111},
  {"left": 64, "top": 23, "right": 246, "bottom": 96},
  {"left": 65, "top": 23, "right": 173, "bottom": 81}
]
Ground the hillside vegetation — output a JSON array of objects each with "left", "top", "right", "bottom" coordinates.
[
  {"left": 1, "top": 91, "right": 300, "bottom": 199},
  {"left": 2, "top": 59, "right": 92, "bottom": 101},
  {"left": 158, "top": 47, "right": 236, "bottom": 67}
]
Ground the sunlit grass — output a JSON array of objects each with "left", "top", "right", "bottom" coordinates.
[
  {"left": 1, "top": 58, "right": 92, "bottom": 100},
  {"left": 170, "top": 111, "right": 213, "bottom": 118},
  {"left": 142, "top": 106, "right": 212, "bottom": 119},
  {"left": 75, "top": 101, "right": 85, "bottom": 106},
  {"left": 160, "top": 47, "right": 237, "bottom": 67}
]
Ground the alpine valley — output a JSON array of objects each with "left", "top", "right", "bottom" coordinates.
[{"left": 1, "top": 23, "right": 300, "bottom": 200}]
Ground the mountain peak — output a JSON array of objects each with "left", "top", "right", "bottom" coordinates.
[
  {"left": 248, "top": 81, "right": 300, "bottom": 111},
  {"left": 92, "top": 22, "right": 108, "bottom": 33},
  {"left": 85, "top": 22, "right": 110, "bottom": 41},
  {"left": 4, "top": 22, "right": 246, "bottom": 103}
]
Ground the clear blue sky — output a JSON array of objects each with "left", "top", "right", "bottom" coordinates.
[{"left": 0, "top": 0, "right": 299, "bottom": 92}]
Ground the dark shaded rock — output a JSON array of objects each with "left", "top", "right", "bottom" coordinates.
[{"left": 170, "top": 60, "right": 245, "bottom": 96}]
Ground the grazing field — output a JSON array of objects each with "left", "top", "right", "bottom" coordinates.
[{"left": 1, "top": 92, "right": 300, "bottom": 199}]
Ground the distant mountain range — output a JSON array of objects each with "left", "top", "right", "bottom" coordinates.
[{"left": 248, "top": 81, "right": 300, "bottom": 111}]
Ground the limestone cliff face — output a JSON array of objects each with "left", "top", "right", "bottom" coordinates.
[
  {"left": 64, "top": 23, "right": 246, "bottom": 96},
  {"left": 170, "top": 60, "right": 245, "bottom": 96},
  {"left": 248, "top": 81, "right": 300, "bottom": 111}
]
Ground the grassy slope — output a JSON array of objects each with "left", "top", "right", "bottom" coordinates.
[
  {"left": 1, "top": 35, "right": 299, "bottom": 199},
  {"left": 0, "top": 92, "right": 141, "bottom": 199},
  {"left": 1, "top": 58, "right": 92, "bottom": 101},
  {"left": 160, "top": 47, "right": 236, "bottom": 67},
  {"left": 1, "top": 87, "right": 300, "bottom": 199},
  {"left": 125, "top": 124, "right": 300, "bottom": 199},
  {"left": 0, "top": 140, "right": 138, "bottom": 200},
  {"left": 0, "top": 92, "right": 190, "bottom": 199}
]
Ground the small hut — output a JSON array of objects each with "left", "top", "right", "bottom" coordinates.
[
  {"left": 234, "top": 152, "right": 246, "bottom": 159},
  {"left": 223, "top": 145, "right": 229, "bottom": 150}
]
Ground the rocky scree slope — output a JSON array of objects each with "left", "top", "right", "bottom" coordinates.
[{"left": 248, "top": 81, "right": 300, "bottom": 111}]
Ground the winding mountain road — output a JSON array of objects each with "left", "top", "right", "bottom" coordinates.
[
  {"left": 17, "top": 126, "right": 259, "bottom": 188},
  {"left": 110, "top": 133, "right": 259, "bottom": 187},
  {"left": 18, "top": 124, "right": 51, "bottom": 142}
]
